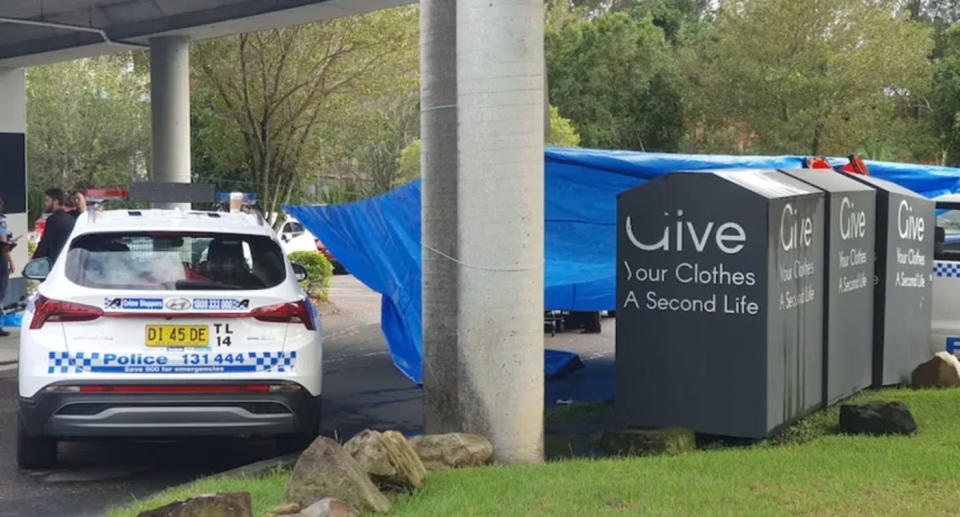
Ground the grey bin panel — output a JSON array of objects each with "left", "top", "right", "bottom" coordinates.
[
  {"left": 778, "top": 169, "right": 876, "bottom": 405},
  {"left": 616, "top": 170, "right": 825, "bottom": 439},
  {"left": 839, "top": 173, "right": 934, "bottom": 386}
]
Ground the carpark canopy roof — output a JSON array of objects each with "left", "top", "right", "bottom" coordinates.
[{"left": 0, "top": 0, "right": 408, "bottom": 67}]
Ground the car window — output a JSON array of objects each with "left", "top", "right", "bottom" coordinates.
[
  {"left": 65, "top": 232, "right": 286, "bottom": 290},
  {"left": 284, "top": 221, "right": 305, "bottom": 237},
  {"left": 936, "top": 209, "right": 960, "bottom": 261}
]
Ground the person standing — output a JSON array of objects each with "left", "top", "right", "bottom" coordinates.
[
  {"left": 33, "top": 188, "right": 75, "bottom": 264},
  {"left": 0, "top": 197, "right": 13, "bottom": 337},
  {"left": 70, "top": 190, "right": 87, "bottom": 219}
]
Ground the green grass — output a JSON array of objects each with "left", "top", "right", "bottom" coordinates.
[
  {"left": 108, "top": 388, "right": 960, "bottom": 517},
  {"left": 104, "top": 469, "right": 291, "bottom": 517}
]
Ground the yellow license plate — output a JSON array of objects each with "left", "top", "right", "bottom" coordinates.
[{"left": 146, "top": 325, "right": 209, "bottom": 347}]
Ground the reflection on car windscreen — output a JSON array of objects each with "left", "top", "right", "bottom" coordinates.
[{"left": 65, "top": 232, "right": 286, "bottom": 290}]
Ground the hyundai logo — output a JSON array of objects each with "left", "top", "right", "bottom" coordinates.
[{"left": 165, "top": 298, "right": 192, "bottom": 311}]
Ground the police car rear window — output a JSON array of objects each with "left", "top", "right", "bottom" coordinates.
[{"left": 65, "top": 232, "right": 286, "bottom": 290}]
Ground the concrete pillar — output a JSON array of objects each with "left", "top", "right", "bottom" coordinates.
[
  {"left": 149, "top": 36, "right": 191, "bottom": 209},
  {"left": 456, "top": 0, "right": 545, "bottom": 463},
  {"left": 0, "top": 68, "right": 27, "bottom": 307},
  {"left": 421, "top": 0, "right": 461, "bottom": 435}
]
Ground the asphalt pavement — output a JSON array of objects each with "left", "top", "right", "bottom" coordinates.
[{"left": 0, "top": 275, "right": 614, "bottom": 517}]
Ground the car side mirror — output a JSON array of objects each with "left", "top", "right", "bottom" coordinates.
[
  {"left": 281, "top": 234, "right": 289, "bottom": 242},
  {"left": 292, "top": 263, "right": 308, "bottom": 282},
  {"left": 23, "top": 257, "right": 52, "bottom": 281}
]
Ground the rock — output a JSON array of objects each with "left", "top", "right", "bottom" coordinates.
[
  {"left": 272, "top": 502, "right": 301, "bottom": 515},
  {"left": 136, "top": 492, "right": 252, "bottom": 517},
  {"left": 598, "top": 428, "right": 696, "bottom": 456},
  {"left": 284, "top": 436, "right": 391, "bottom": 513},
  {"left": 343, "top": 429, "right": 427, "bottom": 490},
  {"left": 839, "top": 401, "right": 917, "bottom": 436},
  {"left": 297, "top": 498, "right": 359, "bottom": 517},
  {"left": 408, "top": 433, "right": 493, "bottom": 470},
  {"left": 911, "top": 352, "right": 960, "bottom": 389}
]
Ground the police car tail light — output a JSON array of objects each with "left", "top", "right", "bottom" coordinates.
[
  {"left": 251, "top": 300, "right": 315, "bottom": 330},
  {"left": 30, "top": 295, "right": 103, "bottom": 329}
]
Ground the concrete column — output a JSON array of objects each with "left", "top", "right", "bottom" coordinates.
[
  {"left": 150, "top": 36, "right": 191, "bottom": 209},
  {"left": 456, "top": 0, "right": 545, "bottom": 463},
  {"left": 0, "top": 68, "right": 27, "bottom": 307},
  {"left": 421, "top": 0, "right": 461, "bottom": 434}
]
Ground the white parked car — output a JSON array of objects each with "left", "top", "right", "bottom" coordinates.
[
  {"left": 278, "top": 217, "right": 319, "bottom": 255},
  {"left": 18, "top": 208, "right": 323, "bottom": 468},
  {"left": 279, "top": 216, "right": 342, "bottom": 272}
]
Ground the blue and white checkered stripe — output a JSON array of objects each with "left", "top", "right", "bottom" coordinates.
[
  {"left": 250, "top": 351, "right": 297, "bottom": 373},
  {"left": 48, "top": 351, "right": 98, "bottom": 374},
  {"left": 934, "top": 262, "right": 960, "bottom": 278},
  {"left": 46, "top": 351, "right": 297, "bottom": 374}
]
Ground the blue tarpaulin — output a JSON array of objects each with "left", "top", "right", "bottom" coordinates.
[{"left": 285, "top": 148, "right": 960, "bottom": 384}]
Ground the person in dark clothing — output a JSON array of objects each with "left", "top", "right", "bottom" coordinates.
[
  {"left": 0, "top": 197, "right": 13, "bottom": 337},
  {"left": 70, "top": 190, "right": 87, "bottom": 220},
  {"left": 33, "top": 188, "right": 75, "bottom": 264}
]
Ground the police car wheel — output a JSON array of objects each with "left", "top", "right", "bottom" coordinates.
[{"left": 16, "top": 413, "right": 57, "bottom": 469}]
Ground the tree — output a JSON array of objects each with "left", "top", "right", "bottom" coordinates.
[
  {"left": 546, "top": 5, "right": 685, "bottom": 151},
  {"left": 547, "top": 106, "right": 583, "bottom": 147},
  {"left": 26, "top": 53, "right": 150, "bottom": 221},
  {"left": 395, "top": 139, "right": 421, "bottom": 187},
  {"left": 318, "top": 64, "right": 420, "bottom": 196},
  {"left": 684, "top": 0, "right": 934, "bottom": 157},
  {"left": 932, "top": 22, "right": 960, "bottom": 164},
  {"left": 191, "top": 6, "right": 418, "bottom": 222},
  {"left": 627, "top": 0, "right": 711, "bottom": 44}
]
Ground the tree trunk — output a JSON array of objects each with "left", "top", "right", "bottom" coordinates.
[{"left": 811, "top": 122, "right": 824, "bottom": 156}]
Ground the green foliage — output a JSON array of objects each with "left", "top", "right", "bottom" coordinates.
[
  {"left": 932, "top": 22, "right": 960, "bottom": 165},
  {"left": 547, "top": 106, "right": 582, "bottom": 147},
  {"left": 546, "top": 5, "right": 684, "bottom": 151},
  {"left": 683, "top": 0, "right": 934, "bottom": 157},
  {"left": 26, "top": 53, "right": 150, "bottom": 221},
  {"left": 105, "top": 468, "right": 290, "bottom": 517},
  {"left": 321, "top": 66, "right": 420, "bottom": 196},
  {"left": 288, "top": 251, "right": 334, "bottom": 301},
  {"left": 627, "top": 0, "right": 712, "bottom": 45},
  {"left": 317, "top": 181, "right": 377, "bottom": 205},
  {"left": 396, "top": 138, "right": 422, "bottom": 185},
  {"left": 191, "top": 6, "right": 419, "bottom": 222}
]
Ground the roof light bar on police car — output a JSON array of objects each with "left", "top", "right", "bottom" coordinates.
[
  {"left": 84, "top": 189, "right": 128, "bottom": 203},
  {"left": 215, "top": 192, "right": 259, "bottom": 204}
]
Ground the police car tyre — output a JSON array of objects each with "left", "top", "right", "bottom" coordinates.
[{"left": 17, "top": 412, "right": 57, "bottom": 469}]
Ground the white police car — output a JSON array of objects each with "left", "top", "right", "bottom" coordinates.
[
  {"left": 932, "top": 194, "right": 960, "bottom": 358},
  {"left": 17, "top": 208, "right": 322, "bottom": 468}
]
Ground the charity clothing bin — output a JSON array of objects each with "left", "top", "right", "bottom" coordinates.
[
  {"left": 616, "top": 170, "right": 824, "bottom": 438},
  {"left": 779, "top": 168, "right": 876, "bottom": 405},
  {"left": 841, "top": 173, "right": 934, "bottom": 386}
]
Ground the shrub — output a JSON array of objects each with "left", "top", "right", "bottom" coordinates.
[{"left": 289, "top": 250, "right": 334, "bottom": 302}]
